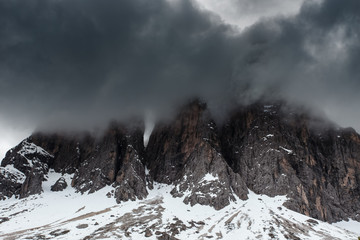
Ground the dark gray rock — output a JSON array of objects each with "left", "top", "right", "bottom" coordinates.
[
  {"left": 51, "top": 177, "right": 68, "bottom": 192},
  {"left": 157, "top": 233, "right": 179, "bottom": 240},
  {"left": 68, "top": 122, "right": 148, "bottom": 201},
  {"left": 1, "top": 140, "right": 53, "bottom": 175},
  {"left": 221, "top": 102, "right": 360, "bottom": 222},
  {"left": 0, "top": 166, "right": 24, "bottom": 200},
  {"left": 114, "top": 143, "right": 148, "bottom": 202},
  {"left": 30, "top": 133, "right": 86, "bottom": 174},
  {"left": 20, "top": 168, "right": 46, "bottom": 198},
  {"left": 1, "top": 139, "right": 53, "bottom": 199},
  {"left": 1, "top": 99, "right": 360, "bottom": 225},
  {"left": 112, "top": 124, "right": 150, "bottom": 203},
  {"left": 49, "top": 229, "right": 70, "bottom": 237},
  {"left": 147, "top": 100, "right": 248, "bottom": 210},
  {"left": 0, "top": 217, "right": 9, "bottom": 224},
  {"left": 1, "top": 121, "right": 149, "bottom": 202},
  {"left": 145, "top": 228, "right": 152, "bottom": 237},
  {"left": 76, "top": 224, "right": 88, "bottom": 229},
  {"left": 70, "top": 127, "right": 121, "bottom": 194}
]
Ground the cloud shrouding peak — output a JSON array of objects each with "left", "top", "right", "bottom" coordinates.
[
  {"left": 0, "top": 0, "right": 360, "bottom": 158},
  {"left": 0, "top": 0, "right": 239, "bottom": 129},
  {"left": 196, "top": 0, "right": 306, "bottom": 29}
]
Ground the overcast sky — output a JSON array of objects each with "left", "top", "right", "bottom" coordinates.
[{"left": 1, "top": 0, "right": 360, "bottom": 159}]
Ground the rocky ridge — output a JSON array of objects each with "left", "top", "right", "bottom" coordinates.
[
  {"left": 1, "top": 100, "right": 360, "bottom": 223},
  {"left": 220, "top": 103, "right": 360, "bottom": 223}
]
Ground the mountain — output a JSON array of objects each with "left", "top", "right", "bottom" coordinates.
[
  {"left": 1, "top": 100, "right": 360, "bottom": 239},
  {"left": 220, "top": 103, "right": 360, "bottom": 223}
]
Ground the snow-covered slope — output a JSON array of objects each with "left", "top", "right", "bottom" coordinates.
[{"left": 0, "top": 171, "right": 358, "bottom": 240}]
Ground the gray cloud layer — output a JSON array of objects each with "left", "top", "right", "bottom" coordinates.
[
  {"left": 0, "top": 0, "right": 359, "bottom": 133},
  {"left": 196, "top": 0, "right": 305, "bottom": 28}
]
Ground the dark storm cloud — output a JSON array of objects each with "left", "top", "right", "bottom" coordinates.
[
  {"left": 0, "top": 0, "right": 239, "bottom": 129},
  {"left": 230, "top": 0, "right": 360, "bottom": 129},
  {"left": 0, "top": 0, "right": 359, "bottom": 131}
]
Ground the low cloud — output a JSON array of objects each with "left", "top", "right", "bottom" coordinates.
[{"left": 0, "top": 0, "right": 359, "bottom": 141}]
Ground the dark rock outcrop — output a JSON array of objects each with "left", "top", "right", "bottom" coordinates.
[
  {"left": 0, "top": 122, "right": 148, "bottom": 202},
  {"left": 1, "top": 140, "right": 53, "bottom": 176},
  {"left": 30, "top": 133, "right": 84, "bottom": 174},
  {"left": 113, "top": 142, "right": 148, "bottom": 202},
  {"left": 51, "top": 177, "right": 68, "bottom": 192},
  {"left": 0, "top": 166, "right": 24, "bottom": 200},
  {"left": 147, "top": 100, "right": 248, "bottom": 210},
  {"left": 20, "top": 169, "right": 45, "bottom": 198},
  {"left": 70, "top": 127, "right": 123, "bottom": 194},
  {"left": 220, "top": 103, "right": 360, "bottom": 222},
  {"left": 66, "top": 123, "right": 148, "bottom": 202},
  {"left": 1, "top": 100, "right": 360, "bottom": 224},
  {"left": 1, "top": 140, "right": 53, "bottom": 199}
]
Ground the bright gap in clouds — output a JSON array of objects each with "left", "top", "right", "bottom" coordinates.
[
  {"left": 195, "top": 0, "right": 306, "bottom": 29},
  {"left": 0, "top": 119, "right": 33, "bottom": 161}
]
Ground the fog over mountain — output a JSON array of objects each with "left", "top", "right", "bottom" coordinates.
[{"left": 0, "top": 0, "right": 359, "bottom": 158}]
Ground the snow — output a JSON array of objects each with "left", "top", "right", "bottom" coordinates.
[
  {"left": 279, "top": 146, "right": 293, "bottom": 154},
  {"left": 15, "top": 140, "right": 53, "bottom": 168},
  {"left": 18, "top": 140, "right": 54, "bottom": 158},
  {"left": 264, "top": 105, "right": 274, "bottom": 108},
  {"left": 199, "top": 173, "right": 218, "bottom": 183},
  {"left": 267, "top": 148, "right": 280, "bottom": 153},
  {"left": 263, "top": 134, "right": 275, "bottom": 141},
  {"left": 333, "top": 219, "right": 360, "bottom": 235},
  {"left": 0, "top": 170, "right": 359, "bottom": 240},
  {"left": 76, "top": 145, "right": 80, "bottom": 155},
  {"left": 264, "top": 105, "right": 274, "bottom": 112}
]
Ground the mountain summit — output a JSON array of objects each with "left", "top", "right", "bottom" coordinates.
[{"left": 1, "top": 100, "right": 360, "bottom": 239}]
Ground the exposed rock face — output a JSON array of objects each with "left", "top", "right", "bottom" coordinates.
[
  {"left": 20, "top": 169, "right": 45, "bottom": 198},
  {"left": 1, "top": 100, "right": 360, "bottom": 224},
  {"left": 114, "top": 142, "right": 148, "bottom": 202},
  {"left": 147, "top": 101, "right": 248, "bottom": 210},
  {"left": 220, "top": 103, "right": 360, "bottom": 222},
  {"left": 51, "top": 177, "right": 68, "bottom": 192},
  {"left": 0, "top": 122, "right": 148, "bottom": 203},
  {"left": 30, "top": 133, "right": 84, "bottom": 174},
  {"left": 1, "top": 140, "right": 53, "bottom": 198},
  {"left": 66, "top": 123, "right": 149, "bottom": 202},
  {"left": 0, "top": 166, "right": 25, "bottom": 200},
  {"left": 1, "top": 140, "right": 53, "bottom": 176},
  {"left": 70, "top": 127, "right": 122, "bottom": 194}
]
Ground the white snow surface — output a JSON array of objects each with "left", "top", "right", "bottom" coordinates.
[
  {"left": 17, "top": 140, "right": 54, "bottom": 158},
  {"left": 333, "top": 219, "right": 360, "bottom": 235},
  {"left": 0, "top": 170, "right": 359, "bottom": 240},
  {"left": 279, "top": 146, "right": 293, "bottom": 154},
  {"left": 199, "top": 173, "right": 218, "bottom": 183}
]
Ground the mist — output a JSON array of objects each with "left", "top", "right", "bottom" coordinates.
[{"left": 0, "top": 0, "right": 360, "bottom": 158}]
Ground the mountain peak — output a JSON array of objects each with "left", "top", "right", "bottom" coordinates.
[{"left": 1, "top": 100, "right": 360, "bottom": 238}]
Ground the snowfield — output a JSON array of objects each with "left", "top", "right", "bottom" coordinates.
[{"left": 0, "top": 170, "right": 359, "bottom": 240}]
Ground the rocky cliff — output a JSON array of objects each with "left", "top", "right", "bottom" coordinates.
[
  {"left": 0, "top": 121, "right": 148, "bottom": 204},
  {"left": 146, "top": 101, "right": 248, "bottom": 210},
  {"left": 220, "top": 103, "right": 360, "bottom": 222},
  {"left": 1, "top": 100, "right": 360, "bottom": 223}
]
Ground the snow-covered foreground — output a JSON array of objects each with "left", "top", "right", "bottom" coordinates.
[{"left": 0, "top": 171, "right": 359, "bottom": 240}]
